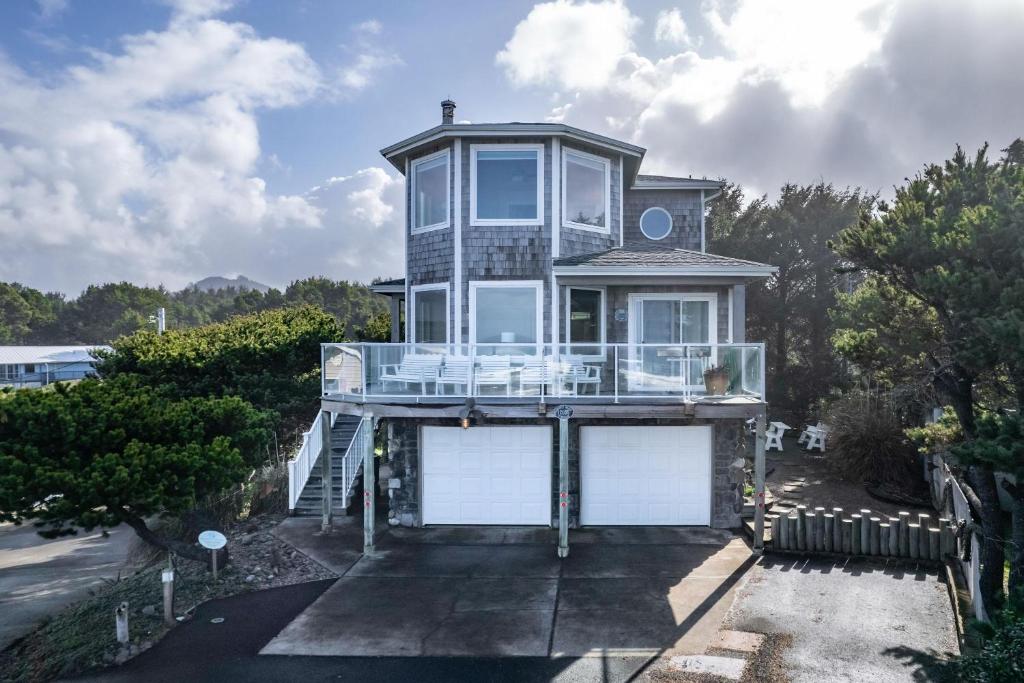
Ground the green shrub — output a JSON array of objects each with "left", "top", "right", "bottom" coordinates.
[
  {"left": 958, "top": 610, "right": 1024, "bottom": 682},
  {"left": 826, "top": 391, "right": 919, "bottom": 485}
]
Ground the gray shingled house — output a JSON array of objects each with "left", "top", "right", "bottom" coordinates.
[{"left": 289, "top": 101, "right": 776, "bottom": 557}]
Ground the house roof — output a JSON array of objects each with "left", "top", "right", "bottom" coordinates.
[
  {"left": 380, "top": 122, "right": 648, "bottom": 184},
  {"left": 0, "top": 345, "right": 110, "bottom": 365},
  {"left": 553, "top": 245, "right": 776, "bottom": 277},
  {"left": 370, "top": 278, "right": 406, "bottom": 295},
  {"left": 632, "top": 175, "right": 725, "bottom": 191}
]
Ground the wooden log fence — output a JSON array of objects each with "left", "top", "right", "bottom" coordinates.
[{"left": 770, "top": 505, "right": 954, "bottom": 562}]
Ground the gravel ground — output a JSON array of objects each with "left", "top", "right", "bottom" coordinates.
[
  {"left": 0, "top": 514, "right": 336, "bottom": 683},
  {"left": 725, "top": 555, "right": 959, "bottom": 682}
]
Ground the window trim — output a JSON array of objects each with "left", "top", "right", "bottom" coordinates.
[
  {"left": 469, "top": 143, "right": 545, "bottom": 227},
  {"left": 639, "top": 206, "right": 674, "bottom": 241},
  {"left": 468, "top": 280, "right": 545, "bottom": 347},
  {"left": 410, "top": 149, "right": 451, "bottom": 234},
  {"left": 409, "top": 282, "right": 450, "bottom": 345},
  {"left": 564, "top": 286, "right": 607, "bottom": 360},
  {"left": 561, "top": 147, "right": 611, "bottom": 234}
]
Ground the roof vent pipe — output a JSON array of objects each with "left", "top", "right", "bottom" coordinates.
[{"left": 441, "top": 99, "right": 455, "bottom": 125}]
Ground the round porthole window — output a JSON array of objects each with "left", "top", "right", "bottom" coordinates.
[{"left": 640, "top": 207, "right": 673, "bottom": 240}]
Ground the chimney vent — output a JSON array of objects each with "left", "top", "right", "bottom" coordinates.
[{"left": 441, "top": 99, "right": 456, "bottom": 125}]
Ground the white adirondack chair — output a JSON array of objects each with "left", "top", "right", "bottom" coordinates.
[
  {"left": 804, "top": 423, "right": 829, "bottom": 452},
  {"left": 562, "top": 355, "right": 601, "bottom": 396},
  {"left": 519, "top": 357, "right": 558, "bottom": 396},
  {"left": 379, "top": 353, "right": 443, "bottom": 394},
  {"left": 435, "top": 356, "right": 472, "bottom": 395},
  {"left": 474, "top": 355, "right": 513, "bottom": 396}
]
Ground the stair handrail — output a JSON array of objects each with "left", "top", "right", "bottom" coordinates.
[
  {"left": 287, "top": 411, "right": 334, "bottom": 511},
  {"left": 340, "top": 417, "right": 368, "bottom": 504}
]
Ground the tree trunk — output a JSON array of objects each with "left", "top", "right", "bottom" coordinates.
[
  {"left": 117, "top": 510, "right": 225, "bottom": 567},
  {"left": 967, "top": 465, "right": 1007, "bottom": 612},
  {"left": 1008, "top": 486, "right": 1024, "bottom": 606}
]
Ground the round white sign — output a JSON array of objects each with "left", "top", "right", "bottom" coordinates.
[{"left": 198, "top": 530, "right": 227, "bottom": 550}]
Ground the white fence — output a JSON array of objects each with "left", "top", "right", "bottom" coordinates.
[{"left": 926, "top": 452, "right": 987, "bottom": 622}]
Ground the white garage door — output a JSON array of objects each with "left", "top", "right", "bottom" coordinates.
[
  {"left": 581, "top": 426, "right": 712, "bottom": 526},
  {"left": 422, "top": 426, "right": 552, "bottom": 525}
]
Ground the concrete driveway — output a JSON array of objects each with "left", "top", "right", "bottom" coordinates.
[
  {"left": 726, "top": 555, "right": 959, "bottom": 682},
  {"left": 263, "top": 520, "right": 753, "bottom": 658},
  {"left": 0, "top": 522, "right": 135, "bottom": 651}
]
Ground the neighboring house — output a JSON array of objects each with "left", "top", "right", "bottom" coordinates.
[
  {"left": 0, "top": 346, "right": 109, "bottom": 388},
  {"left": 293, "top": 101, "right": 776, "bottom": 554}
]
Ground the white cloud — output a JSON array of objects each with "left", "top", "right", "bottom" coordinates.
[
  {"left": 654, "top": 8, "right": 692, "bottom": 47},
  {"left": 36, "top": 0, "right": 68, "bottom": 21},
  {"left": 336, "top": 19, "right": 402, "bottom": 94},
  {"left": 497, "top": 0, "right": 1024, "bottom": 201},
  {"left": 0, "top": 5, "right": 328, "bottom": 292},
  {"left": 496, "top": 0, "right": 639, "bottom": 91}
]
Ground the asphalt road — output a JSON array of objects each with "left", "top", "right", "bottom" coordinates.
[
  {"left": 73, "top": 578, "right": 656, "bottom": 683},
  {"left": 726, "top": 554, "right": 959, "bottom": 682},
  {"left": 0, "top": 522, "right": 135, "bottom": 651}
]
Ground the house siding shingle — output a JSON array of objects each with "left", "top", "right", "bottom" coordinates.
[{"left": 623, "top": 188, "right": 703, "bottom": 250}]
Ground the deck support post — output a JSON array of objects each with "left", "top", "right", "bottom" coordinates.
[
  {"left": 362, "top": 413, "right": 376, "bottom": 554},
  {"left": 557, "top": 413, "right": 570, "bottom": 558},
  {"left": 320, "top": 409, "right": 333, "bottom": 533},
  {"left": 753, "top": 410, "right": 767, "bottom": 554}
]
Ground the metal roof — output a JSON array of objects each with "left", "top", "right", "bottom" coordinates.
[{"left": 0, "top": 345, "right": 110, "bottom": 365}]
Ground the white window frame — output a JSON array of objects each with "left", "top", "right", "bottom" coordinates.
[
  {"left": 627, "top": 292, "right": 718, "bottom": 392},
  {"left": 409, "top": 282, "right": 450, "bottom": 345},
  {"left": 639, "top": 206, "right": 674, "bottom": 241},
  {"left": 468, "top": 280, "right": 545, "bottom": 347},
  {"left": 564, "top": 286, "right": 606, "bottom": 360},
  {"left": 561, "top": 147, "right": 611, "bottom": 234},
  {"left": 469, "top": 143, "right": 545, "bottom": 227},
  {"left": 410, "top": 149, "right": 451, "bottom": 234}
]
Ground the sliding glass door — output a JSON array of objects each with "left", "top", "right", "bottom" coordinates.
[{"left": 628, "top": 294, "right": 717, "bottom": 391}]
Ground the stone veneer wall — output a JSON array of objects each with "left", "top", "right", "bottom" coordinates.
[{"left": 384, "top": 417, "right": 747, "bottom": 530}]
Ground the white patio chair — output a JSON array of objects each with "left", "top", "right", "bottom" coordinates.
[
  {"left": 379, "top": 353, "right": 443, "bottom": 395},
  {"left": 798, "top": 422, "right": 825, "bottom": 445},
  {"left": 562, "top": 355, "right": 601, "bottom": 396},
  {"left": 435, "top": 356, "right": 472, "bottom": 396},
  {"left": 766, "top": 421, "right": 791, "bottom": 452},
  {"left": 805, "top": 424, "right": 829, "bottom": 452},
  {"left": 474, "top": 355, "right": 513, "bottom": 396},
  {"left": 519, "top": 357, "right": 558, "bottom": 396}
]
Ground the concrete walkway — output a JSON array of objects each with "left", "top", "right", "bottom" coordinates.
[
  {"left": 264, "top": 518, "right": 753, "bottom": 658},
  {"left": 0, "top": 522, "right": 135, "bottom": 651},
  {"left": 726, "top": 555, "right": 959, "bottom": 682}
]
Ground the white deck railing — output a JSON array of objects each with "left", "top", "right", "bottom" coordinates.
[
  {"left": 340, "top": 417, "right": 370, "bottom": 504},
  {"left": 321, "top": 342, "right": 766, "bottom": 402}
]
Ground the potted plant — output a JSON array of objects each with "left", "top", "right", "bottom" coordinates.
[{"left": 703, "top": 364, "right": 730, "bottom": 395}]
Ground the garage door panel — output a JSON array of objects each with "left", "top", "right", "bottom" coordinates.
[
  {"left": 581, "top": 426, "right": 711, "bottom": 526},
  {"left": 422, "top": 426, "right": 552, "bottom": 526}
]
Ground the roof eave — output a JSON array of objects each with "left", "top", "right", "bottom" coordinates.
[
  {"left": 551, "top": 266, "right": 778, "bottom": 277},
  {"left": 380, "top": 123, "right": 646, "bottom": 175}
]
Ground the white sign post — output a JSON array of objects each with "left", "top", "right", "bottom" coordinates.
[{"left": 198, "top": 530, "right": 227, "bottom": 580}]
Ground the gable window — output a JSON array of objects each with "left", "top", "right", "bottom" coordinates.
[
  {"left": 565, "top": 287, "right": 606, "bottom": 357},
  {"left": 640, "top": 206, "right": 673, "bottom": 240},
  {"left": 469, "top": 281, "right": 543, "bottom": 346},
  {"left": 562, "top": 149, "right": 610, "bottom": 232},
  {"left": 411, "top": 150, "right": 450, "bottom": 233},
  {"left": 410, "top": 283, "right": 449, "bottom": 344},
  {"left": 470, "top": 144, "right": 544, "bottom": 226}
]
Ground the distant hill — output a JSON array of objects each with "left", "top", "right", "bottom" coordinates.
[{"left": 187, "top": 275, "right": 270, "bottom": 293}]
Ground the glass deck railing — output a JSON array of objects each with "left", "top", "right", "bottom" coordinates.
[{"left": 322, "top": 343, "right": 765, "bottom": 402}]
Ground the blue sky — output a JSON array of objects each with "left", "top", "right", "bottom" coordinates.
[{"left": 2, "top": 0, "right": 1023, "bottom": 293}]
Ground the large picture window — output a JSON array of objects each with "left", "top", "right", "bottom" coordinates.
[
  {"left": 470, "top": 281, "right": 543, "bottom": 345},
  {"left": 470, "top": 144, "right": 544, "bottom": 225},
  {"left": 562, "top": 149, "right": 609, "bottom": 232},
  {"left": 411, "top": 150, "right": 449, "bottom": 233},
  {"left": 410, "top": 284, "right": 449, "bottom": 344},
  {"left": 565, "top": 287, "right": 605, "bottom": 357}
]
